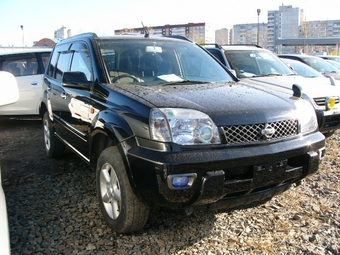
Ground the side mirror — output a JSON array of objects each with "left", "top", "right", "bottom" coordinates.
[
  {"left": 62, "top": 71, "right": 91, "bottom": 90},
  {"left": 229, "top": 69, "right": 237, "bottom": 77},
  {"left": 0, "top": 71, "right": 19, "bottom": 106}
]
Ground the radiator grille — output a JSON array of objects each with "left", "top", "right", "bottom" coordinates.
[
  {"left": 222, "top": 119, "right": 298, "bottom": 144},
  {"left": 314, "top": 97, "right": 339, "bottom": 106}
]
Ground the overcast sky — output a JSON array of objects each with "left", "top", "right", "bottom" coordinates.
[{"left": 0, "top": 0, "right": 339, "bottom": 46}]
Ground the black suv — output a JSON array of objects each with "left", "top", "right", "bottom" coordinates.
[{"left": 41, "top": 33, "right": 325, "bottom": 233}]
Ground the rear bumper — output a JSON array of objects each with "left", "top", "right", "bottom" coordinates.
[{"left": 126, "top": 131, "right": 325, "bottom": 209}]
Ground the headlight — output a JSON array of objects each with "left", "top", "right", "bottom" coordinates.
[
  {"left": 295, "top": 100, "right": 318, "bottom": 134},
  {"left": 150, "top": 108, "right": 221, "bottom": 145}
]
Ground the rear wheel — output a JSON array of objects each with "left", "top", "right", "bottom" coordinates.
[
  {"left": 43, "top": 111, "right": 65, "bottom": 158},
  {"left": 96, "top": 146, "right": 149, "bottom": 233}
]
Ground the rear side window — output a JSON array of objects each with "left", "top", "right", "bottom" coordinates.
[
  {"left": 1, "top": 53, "right": 38, "bottom": 77},
  {"left": 40, "top": 52, "right": 51, "bottom": 72}
]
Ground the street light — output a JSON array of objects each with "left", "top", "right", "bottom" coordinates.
[
  {"left": 20, "top": 25, "right": 24, "bottom": 47},
  {"left": 257, "top": 9, "right": 261, "bottom": 45}
]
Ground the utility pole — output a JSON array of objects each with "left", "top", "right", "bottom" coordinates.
[{"left": 257, "top": 9, "right": 261, "bottom": 45}]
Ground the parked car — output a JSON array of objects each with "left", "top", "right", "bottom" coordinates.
[
  {"left": 318, "top": 55, "right": 340, "bottom": 63},
  {"left": 280, "top": 57, "right": 326, "bottom": 78},
  {"left": 0, "top": 49, "right": 51, "bottom": 117},
  {"left": 278, "top": 54, "right": 340, "bottom": 81},
  {"left": 0, "top": 71, "right": 19, "bottom": 255},
  {"left": 41, "top": 33, "right": 325, "bottom": 233},
  {"left": 325, "top": 59, "right": 340, "bottom": 70},
  {"left": 204, "top": 44, "right": 340, "bottom": 137}
]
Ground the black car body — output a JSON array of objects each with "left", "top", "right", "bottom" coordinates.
[{"left": 41, "top": 33, "right": 325, "bottom": 233}]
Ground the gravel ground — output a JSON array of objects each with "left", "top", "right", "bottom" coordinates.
[{"left": 0, "top": 119, "right": 339, "bottom": 255}]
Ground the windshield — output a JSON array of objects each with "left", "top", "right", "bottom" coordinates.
[
  {"left": 223, "top": 49, "right": 294, "bottom": 78},
  {"left": 281, "top": 58, "right": 323, "bottom": 77},
  {"left": 302, "top": 57, "right": 340, "bottom": 73},
  {"left": 97, "top": 38, "right": 233, "bottom": 85},
  {"left": 327, "top": 60, "right": 340, "bottom": 70}
]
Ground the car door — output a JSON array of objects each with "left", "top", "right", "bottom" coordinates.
[
  {"left": 46, "top": 42, "right": 93, "bottom": 159},
  {"left": 0, "top": 52, "right": 48, "bottom": 115}
]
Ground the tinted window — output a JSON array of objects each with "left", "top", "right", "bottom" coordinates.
[
  {"left": 302, "top": 57, "right": 339, "bottom": 73},
  {"left": 98, "top": 39, "right": 233, "bottom": 85},
  {"left": 224, "top": 50, "right": 294, "bottom": 78},
  {"left": 47, "top": 43, "right": 71, "bottom": 79},
  {"left": 70, "top": 43, "right": 93, "bottom": 81},
  {"left": 40, "top": 52, "right": 51, "bottom": 72},
  {"left": 1, "top": 53, "right": 38, "bottom": 77},
  {"left": 55, "top": 52, "right": 72, "bottom": 81}
]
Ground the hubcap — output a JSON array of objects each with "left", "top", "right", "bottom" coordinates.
[{"left": 100, "top": 163, "right": 121, "bottom": 219}]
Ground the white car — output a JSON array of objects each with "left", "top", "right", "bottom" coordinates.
[
  {"left": 0, "top": 49, "right": 51, "bottom": 117},
  {"left": 0, "top": 71, "right": 19, "bottom": 255},
  {"left": 205, "top": 45, "right": 340, "bottom": 137}
]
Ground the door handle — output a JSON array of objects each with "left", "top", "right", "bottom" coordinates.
[{"left": 31, "top": 81, "right": 39, "bottom": 86}]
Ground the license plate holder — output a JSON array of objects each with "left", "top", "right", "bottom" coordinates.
[{"left": 253, "top": 159, "right": 288, "bottom": 187}]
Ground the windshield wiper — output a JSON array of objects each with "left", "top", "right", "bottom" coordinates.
[
  {"left": 161, "top": 80, "right": 210, "bottom": 86},
  {"left": 254, "top": 73, "right": 283, "bottom": 77}
]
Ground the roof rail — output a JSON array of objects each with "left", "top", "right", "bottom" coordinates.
[
  {"left": 200, "top": 43, "right": 222, "bottom": 49},
  {"left": 226, "top": 44, "right": 263, "bottom": 48},
  {"left": 165, "top": 35, "right": 192, "bottom": 42}
]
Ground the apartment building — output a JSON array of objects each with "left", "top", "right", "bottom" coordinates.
[
  {"left": 232, "top": 23, "right": 268, "bottom": 48},
  {"left": 115, "top": 22, "right": 214, "bottom": 44}
]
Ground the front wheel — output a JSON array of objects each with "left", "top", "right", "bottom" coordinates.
[
  {"left": 43, "top": 111, "right": 65, "bottom": 158},
  {"left": 96, "top": 146, "right": 150, "bottom": 233}
]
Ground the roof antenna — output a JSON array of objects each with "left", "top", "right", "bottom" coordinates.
[{"left": 141, "top": 22, "right": 149, "bottom": 38}]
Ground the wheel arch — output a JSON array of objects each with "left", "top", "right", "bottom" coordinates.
[{"left": 89, "top": 110, "right": 135, "bottom": 175}]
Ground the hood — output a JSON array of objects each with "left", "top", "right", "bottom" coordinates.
[
  {"left": 115, "top": 82, "right": 300, "bottom": 126},
  {"left": 243, "top": 75, "right": 340, "bottom": 99}
]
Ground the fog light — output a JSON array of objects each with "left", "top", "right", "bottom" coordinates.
[
  {"left": 326, "top": 97, "right": 335, "bottom": 110},
  {"left": 167, "top": 173, "right": 197, "bottom": 190},
  {"left": 173, "top": 176, "right": 189, "bottom": 187}
]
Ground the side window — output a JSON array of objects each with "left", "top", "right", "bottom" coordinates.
[
  {"left": 2, "top": 54, "right": 38, "bottom": 77},
  {"left": 209, "top": 50, "right": 224, "bottom": 63},
  {"left": 47, "top": 43, "right": 71, "bottom": 79},
  {"left": 70, "top": 43, "right": 93, "bottom": 81},
  {"left": 55, "top": 52, "right": 72, "bottom": 81},
  {"left": 47, "top": 50, "right": 59, "bottom": 78},
  {"left": 40, "top": 52, "right": 51, "bottom": 73}
]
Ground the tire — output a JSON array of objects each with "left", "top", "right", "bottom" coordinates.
[
  {"left": 323, "top": 130, "right": 335, "bottom": 138},
  {"left": 43, "top": 111, "right": 65, "bottom": 158},
  {"left": 96, "top": 146, "right": 150, "bottom": 233}
]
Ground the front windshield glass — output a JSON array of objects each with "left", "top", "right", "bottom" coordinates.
[
  {"left": 97, "top": 38, "right": 233, "bottom": 85},
  {"left": 281, "top": 59, "right": 323, "bottom": 77},
  {"left": 302, "top": 57, "right": 340, "bottom": 73},
  {"left": 224, "top": 49, "right": 294, "bottom": 78}
]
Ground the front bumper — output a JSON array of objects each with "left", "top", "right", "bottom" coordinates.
[
  {"left": 316, "top": 108, "right": 340, "bottom": 133},
  {"left": 126, "top": 131, "right": 325, "bottom": 210}
]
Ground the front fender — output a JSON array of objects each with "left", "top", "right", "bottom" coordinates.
[{"left": 91, "top": 110, "right": 134, "bottom": 144}]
